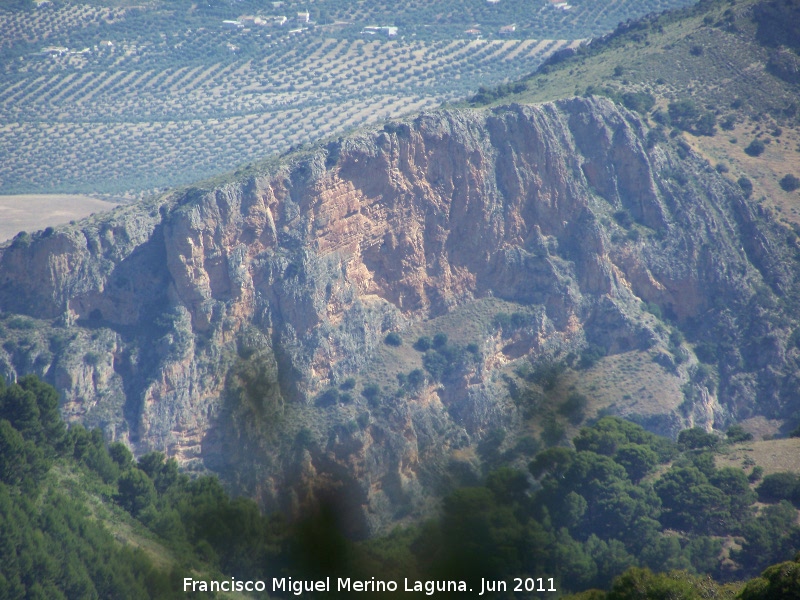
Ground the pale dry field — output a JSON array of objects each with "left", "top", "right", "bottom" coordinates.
[
  {"left": 718, "top": 438, "right": 800, "bottom": 476},
  {"left": 0, "top": 194, "right": 119, "bottom": 242},
  {"left": 565, "top": 349, "right": 686, "bottom": 421}
]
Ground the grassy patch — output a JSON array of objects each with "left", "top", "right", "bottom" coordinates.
[
  {"left": 564, "top": 350, "right": 686, "bottom": 420},
  {"left": 716, "top": 438, "right": 800, "bottom": 476}
]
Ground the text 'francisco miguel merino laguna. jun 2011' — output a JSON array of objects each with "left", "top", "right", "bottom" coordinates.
[{"left": 183, "top": 576, "right": 558, "bottom": 595}]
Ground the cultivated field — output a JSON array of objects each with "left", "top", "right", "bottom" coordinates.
[
  {"left": 0, "top": 35, "right": 576, "bottom": 197},
  {"left": 0, "top": 194, "right": 119, "bottom": 242},
  {"left": 0, "top": 0, "right": 698, "bottom": 198}
]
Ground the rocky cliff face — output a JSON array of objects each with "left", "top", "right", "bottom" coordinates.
[{"left": 1, "top": 97, "right": 798, "bottom": 534}]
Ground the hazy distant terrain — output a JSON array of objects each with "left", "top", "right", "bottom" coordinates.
[
  {"left": 0, "top": 194, "right": 118, "bottom": 242},
  {"left": 0, "top": 0, "right": 698, "bottom": 199}
]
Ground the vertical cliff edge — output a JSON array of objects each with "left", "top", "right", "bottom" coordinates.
[{"left": 1, "top": 97, "right": 798, "bottom": 534}]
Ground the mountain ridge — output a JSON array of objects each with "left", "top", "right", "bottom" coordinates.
[{"left": 2, "top": 95, "right": 799, "bottom": 532}]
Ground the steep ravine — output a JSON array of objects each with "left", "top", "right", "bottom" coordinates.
[{"left": 1, "top": 97, "right": 799, "bottom": 534}]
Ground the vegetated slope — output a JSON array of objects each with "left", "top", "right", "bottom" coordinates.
[
  {"left": 5, "top": 373, "right": 800, "bottom": 598},
  {"left": 0, "top": 375, "right": 180, "bottom": 599},
  {"left": 378, "top": 418, "right": 800, "bottom": 593},
  {"left": 0, "top": 0, "right": 698, "bottom": 198},
  {"left": 0, "top": 374, "right": 339, "bottom": 599},
  {"left": 1, "top": 94, "right": 799, "bottom": 534},
  {"left": 472, "top": 0, "right": 800, "bottom": 228}
]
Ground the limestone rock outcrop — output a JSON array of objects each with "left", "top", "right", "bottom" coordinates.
[{"left": 1, "top": 97, "right": 798, "bottom": 533}]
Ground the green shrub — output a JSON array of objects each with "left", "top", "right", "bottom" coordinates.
[
  {"left": 117, "top": 468, "right": 157, "bottom": 516},
  {"left": 613, "top": 210, "right": 633, "bottom": 229},
  {"left": 668, "top": 99, "right": 699, "bottom": 130},
  {"left": 413, "top": 336, "right": 432, "bottom": 351},
  {"left": 749, "top": 465, "right": 764, "bottom": 483},
  {"left": 422, "top": 350, "right": 449, "bottom": 381},
  {"left": 315, "top": 388, "right": 340, "bottom": 407},
  {"left": 541, "top": 414, "right": 566, "bottom": 447},
  {"left": 779, "top": 174, "right": 800, "bottom": 192},
  {"left": 695, "top": 112, "right": 716, "bottom": 136},
  {"left": 720, "top": 115, "right": 736, "bottom": 130},
  {"left": 384, "top": 332, "right": 402, "bottom": 346},
  {"left": 559, "top": 393, "right": 589, "bottom": 425},
  {"left": 579, "top": 344, "right": 606, "bottom": 369},
  {"left": 621, "top": 91, "right": 655, "bottom": 114},
  {"left": 745, "top": 139, "right": 765, "bottom": 156},
  {"left": 6, "top": 316, "right": 35, "bottom": 330},
  {"left": 361, "top": 384, "right": 380, "bottom": 400},
  {"left": 726, "top": 424, "right": 753, "bottom": 443},
  {"left": 432, "top": 333, "right": 448, "bottom": 348},
  {"left": 756, "top": 472, "right": 800, "bottom": 503},
  {"left": 738, "top": 176, "right": 754, "bottom": 197},
  {"left": 84, "top": 352, "right": 102, "bottom": 366},
  {"left": 646, "top": 126, "right": 668, "bottom": 149},
  {"left": 677, "top": 427, "right": 719, "bottom": 451}
]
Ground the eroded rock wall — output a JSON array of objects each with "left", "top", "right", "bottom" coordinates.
[{"left": 1, "top": 97, "right": 797, "bottom": 533}]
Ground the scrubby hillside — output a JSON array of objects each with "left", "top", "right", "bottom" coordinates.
[{"left": 473, "top": 0, "right": 800, "bottom": 231}]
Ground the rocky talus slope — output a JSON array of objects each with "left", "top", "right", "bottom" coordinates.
[{"left": 1, "top": 97, "right": 798, "bottom": 533}]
